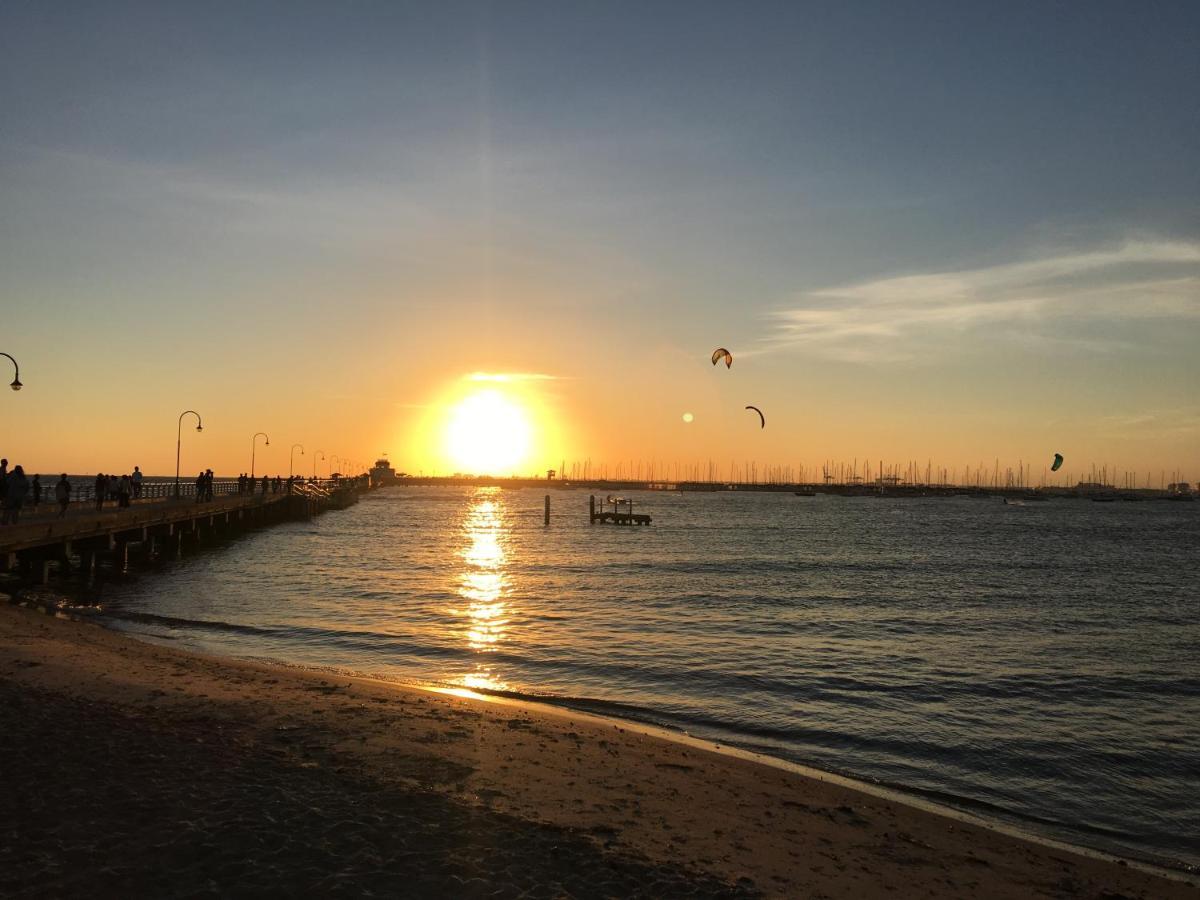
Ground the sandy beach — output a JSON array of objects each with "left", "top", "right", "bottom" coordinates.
[{"left": 0, "top": 602, "right": 1193, "bottom": 899}]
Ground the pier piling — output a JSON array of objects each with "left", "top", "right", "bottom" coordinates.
[{"left": 544, "top": 494, "right": 550, "bottom": 526}]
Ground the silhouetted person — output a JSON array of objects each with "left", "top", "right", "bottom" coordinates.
[
  {"left": 94, "top": 473, "right": 107, "bottom": 511},
  {"left": 195, "top": 471, "right": 205, "bottom": 503},
  {"left": 4, "top": 465, "right": 28, "bottom": 524},
  {"left": 31, "top": 474, "right": 41, "bottom": 509},
  {"left": 0, "top": 458, "right": 8, "bottom": 522},
  {"left": 55, "top": 474, "right": 71, "bottom": 517},
  {"left": 205, "top": 469, "right": 215, "bottom": 501},
  {"left": 118, "top": 474, "right": 132, "bottom": 508},
  {"left": 132, "top": 466, "right": 143, "bottom": 499}
]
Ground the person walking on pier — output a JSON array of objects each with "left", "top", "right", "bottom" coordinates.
[
  {"left": 3, "top": 465, "right": 28, "bottom": 524},
  {"left": 55, "top": 474, "right": 71, "bottom": 517},
  {"left": 31, "top": 474, "right": 41, "bottom": 510},
  {"left": 195, "top": 471, "right": 205, "bottom": 503},
  {"left": 205, "top": 469, "right": 215, "bottom": 501},
  {"left": 94, "top": 473, "right": 107, "bottom": 511},
  {"left": 132, "top": 466, "right": 143, "bottom": 499},
  {"left": 118, "top": 474, "right": 132, "bottom": 508}
]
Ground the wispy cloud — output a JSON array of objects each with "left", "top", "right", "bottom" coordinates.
[
  {"left": 1095, "top": 408, "right": 1200, "bottom": 439},
  {"left": 764, "top": 240, "right": 1200, "bottom": 362},
  {"left": 464, "top": 372, "right": 561, "bottom": 383}
]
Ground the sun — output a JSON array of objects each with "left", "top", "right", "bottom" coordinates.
[{"left": 445, "top": 389, "right": 532, "bottom": 474}]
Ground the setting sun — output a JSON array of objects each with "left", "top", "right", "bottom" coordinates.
[{"left": 444, "top": 389, "right": 532, "bottom": 474}]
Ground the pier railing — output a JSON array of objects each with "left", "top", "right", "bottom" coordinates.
[{"left": 9, "top": 477, "right": 352, "bottom": 518}]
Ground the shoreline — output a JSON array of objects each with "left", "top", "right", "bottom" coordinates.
[
  {"left": 3, "top": 601, "right": 1195, "bottom": 898},
  {"left": 419, "top": 684, "right": 1198, "bottom": 883},
  {"left": 91, "top": 600, "right": 1196, "bottom": 879}
]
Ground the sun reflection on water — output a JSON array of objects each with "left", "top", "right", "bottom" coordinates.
[{"left": 454, "top": 489, "right": 512, "bottom": 692}]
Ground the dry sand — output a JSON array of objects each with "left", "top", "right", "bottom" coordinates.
[{"left": 0, "top": 602, "right": 1194, "bottom": 898}]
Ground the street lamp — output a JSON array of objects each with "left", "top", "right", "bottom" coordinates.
[
  {"left": 289, "top": 444, "right": 304, "bottom": 479},
  {"left": 174, "top": 410, "right": 203, "bottom": 498},
  {"left": 251, "top": 432, "right": 269, "bottom": 479},
  {"left": 313, "top": 450, "right": 325, "bottom": 480},
  {"left": 330, "top": 454, "right": 342, "bottom": 476},
  {"left": 1, "top": 352, "right": 20, "bottom": 390}
]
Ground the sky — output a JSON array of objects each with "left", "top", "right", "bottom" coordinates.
[{"left": 1, "top": 1, "right": 1197, "bottom": 483}]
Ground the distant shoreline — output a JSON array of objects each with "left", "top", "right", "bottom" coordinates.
[{"left": 379, "top": 478, "right": 1196, "bottom": 501}]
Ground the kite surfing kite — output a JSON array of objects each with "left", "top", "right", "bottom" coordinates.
[
  {"left": 711, "top": 347, "right": 733, "bottom": 368},
  {"left": 1051, "top": 453, "right": 1064, "bottom": 472},
  {"left": 745, "top": 405, "right": 765, "bottom": 428}
]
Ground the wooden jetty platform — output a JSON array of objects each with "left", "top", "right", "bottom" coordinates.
[
  {"left": 1, "top": 479, "right": 369, "bottom": 586},
  {"left": 589, "top": 495, "right": 651, "bottom": 526}
]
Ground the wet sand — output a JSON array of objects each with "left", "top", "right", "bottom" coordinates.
[{"left": 0, "top": 603, "right": 1194, "bottom": 898}]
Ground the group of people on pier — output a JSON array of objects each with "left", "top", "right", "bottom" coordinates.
[
  {"left": 234, "top": 473, "right": 285, "bottom": 495},
  {"left": 92, "top": 469, "right": 144, "bottom": 510},
  {"left": 194, "top": 470, "right": 217, "bottom": 502},
  {"left": 2, "top": 458, "right": 338, "bottom": 524},
  {"left": 1, "top": 458, "right": 75, "bottom": 524}
]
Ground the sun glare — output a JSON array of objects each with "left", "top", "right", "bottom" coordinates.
[{"left": 445, "top": 389, "right": 532, "bottom": 474}]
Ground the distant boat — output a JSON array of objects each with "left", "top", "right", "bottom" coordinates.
[
  {"left": 1091, "top": 496, "right": 1118, "bottom": 503},
  {"left": 793, "top": 490, "right": 815, "bottom": 497}
]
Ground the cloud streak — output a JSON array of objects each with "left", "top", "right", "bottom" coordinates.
[
  {"left": 464, "top": 372, "right": 562, "bottom": 383},
  {"left": 764, "top": 240, "right": 1200, "bottom": 362}
]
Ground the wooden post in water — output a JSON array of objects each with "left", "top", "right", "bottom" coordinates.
[
  {"left": 544, "top": 494, "right": 550, "bottom": 526},
  {"left": 589, "top": 494, "right": 595, "bottom": 523}
]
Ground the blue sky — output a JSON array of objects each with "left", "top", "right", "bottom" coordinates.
[{"left": 1, "top": 2, "right": 1197, "bottom": 476}]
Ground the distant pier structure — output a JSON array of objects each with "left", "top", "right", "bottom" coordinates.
[{"left": 589, "top": 494, "right": 652, "bottom": 526}]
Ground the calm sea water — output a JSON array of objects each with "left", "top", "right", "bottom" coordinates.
[{"left": 99, "top": 487, "right": 1200, "bottom": 870}]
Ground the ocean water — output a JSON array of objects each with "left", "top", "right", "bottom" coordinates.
[{"left": 99, "top": 487, "right": 1200, "bottom": 870}]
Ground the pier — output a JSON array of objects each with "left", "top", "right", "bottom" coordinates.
[
  {"left": 589, "top": 495, "right": 652, "bottom": 526},
  {"left": 0, "top": 478, "right": 370, "bottom": 587}
]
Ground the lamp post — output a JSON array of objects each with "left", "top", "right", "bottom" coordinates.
[
  {"left": 1, "top": 352, "right": 21, "bottom": 391},
  {"left": 251, "top": 432, "right": 269, "bottom": 479},
  {"left": 174, "top": 410, "right": 203, "bottom": 499},
  {"left": 289, "top": 444, "right": 304, "bottom": 480},
  {"left": 330, "top": 454, "right": 342, "bottom": 477},
  {"left": 313, "top": 450, "right": 325, "bottom": 480}
]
